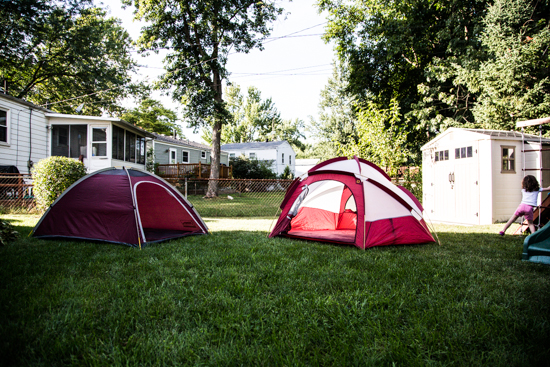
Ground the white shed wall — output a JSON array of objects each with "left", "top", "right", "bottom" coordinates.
[
  {"left": 491, "top": 140, "right": 523, "bottom": 222},
  {"left": 478, "top": 139, "right": 493, "bottom": 224}
]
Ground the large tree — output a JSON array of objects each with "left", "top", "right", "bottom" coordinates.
[
  {"left": 309, "top": 62, "right": 358, "bottom": 160},
  {"left": 318, "top": 0, "right": 488, "bottom": 154},
  {"left": 0, "top": 0, "right": 138, "bottom": 115},
  {"left": 213, "top": 84, "right": 306, "bottom": 149},
  {"left": 413, "top": 0, "right": 550, "bottom": 133},
  {"left": 127, "top": 0, "right": 283, "bottom": 197}
]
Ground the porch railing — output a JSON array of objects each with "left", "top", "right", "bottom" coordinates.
[{"left": 156, "top": 162, "right": 232, "bottom": 179}]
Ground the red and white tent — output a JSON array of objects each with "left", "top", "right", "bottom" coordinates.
[{"left": 269, "top": 157, "right": 435, "bottom": 249}]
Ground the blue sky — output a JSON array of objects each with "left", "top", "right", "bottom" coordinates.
[{"left": 105, "top": 0, "right": 335, "bottom": 143}]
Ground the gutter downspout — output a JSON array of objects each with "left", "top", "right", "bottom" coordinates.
[{"left": 27, "top": 108, "right": 33, "bottom": 172}]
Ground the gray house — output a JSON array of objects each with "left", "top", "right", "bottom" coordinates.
[{"left": 152, "top": 133, "right": 229, "bottom": 166}]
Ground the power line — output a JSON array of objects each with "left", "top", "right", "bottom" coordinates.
[{"left": 43, "top": 22, "right": 330, "bottom": 107}]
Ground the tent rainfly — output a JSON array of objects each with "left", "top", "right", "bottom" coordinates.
[
  {"left": 269, "top": 157, "right": 435, "bottom": 249},
  {"left": 33, "top": 167, "right": 208, "bottom": 247}
]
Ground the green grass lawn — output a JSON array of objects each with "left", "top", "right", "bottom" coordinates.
[{"left": 1, "top": 215, "right": 549, "bottom": 366}]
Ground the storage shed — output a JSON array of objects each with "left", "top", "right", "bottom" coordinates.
[{"left": 421, "top": 128, "right": 550, "bottom": 225}]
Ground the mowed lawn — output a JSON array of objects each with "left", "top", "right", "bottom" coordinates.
[{"left": 1, "top": 215, "right": 549, "bottom": 366}]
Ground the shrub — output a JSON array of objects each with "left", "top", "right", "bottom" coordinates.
[
  {"left": 0, "top": 219, "right": 18, "bottom": 246},
  {"left": 31, "top": 156, "right": 87, "bottom": 210},
  {"left": 230, "top": 156, "right": 277, "bottom": 179},
  {"left": 279, "top": 165, "right": 294, "bottom": 180}
]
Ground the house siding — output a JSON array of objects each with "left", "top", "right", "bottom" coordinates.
[
  {"left": 153, "top": 141, "right": 229, "bottom": 165},
  {"left": 0, "top": 96, "right": 49, "bottom": 174},
  {"left": 222, "top": 141, "right": 295, "bottom": 176}
]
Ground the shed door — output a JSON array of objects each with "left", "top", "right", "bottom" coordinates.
[{"left": 432, "top": 142, "right": 480, "bottom": 224}]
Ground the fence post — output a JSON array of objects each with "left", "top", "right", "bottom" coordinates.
[
  {"left": 199, "top": 162, "right": 202, "bottom": 179},
  {"left": 185, "top": 177, "right": 188, "bottom": 199}
]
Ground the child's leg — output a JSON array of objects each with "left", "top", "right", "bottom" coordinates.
[
  {"left": 501, "top": 214, "right": 519, "bottom": 233},
  {"left": 528, "top": 220, "right": 536, "bottom": 234}
]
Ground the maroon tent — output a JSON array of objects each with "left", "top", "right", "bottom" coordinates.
[
  {"left": 33, "top": 167, "right": 208, "bottom": 247},
  {"left": 269, "top": 157, "right": 435, "bottom": 249}
]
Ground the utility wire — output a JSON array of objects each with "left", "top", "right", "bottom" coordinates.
[{"left": 43, "top": 22, "right": 329, "bottom": 107}]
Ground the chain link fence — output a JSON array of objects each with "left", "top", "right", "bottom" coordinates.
[
  {"left": 0, "top": 174, "right": 420, "bottom": 218},
  {"left": 166, "top": 178, "right": 294, "bottom": 217},
  {"left": 0, "top": 173, "right": 36, "bottom": 213}
]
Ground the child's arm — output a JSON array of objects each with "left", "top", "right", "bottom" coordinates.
[{"left": 542, "top": 186, "right": 550, "bottom": 192}]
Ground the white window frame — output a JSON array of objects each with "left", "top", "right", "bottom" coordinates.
[
  {"left": 182, "top": 150, "right": 190, "bottom": 163},
  {"left": 201, "top": 151, "right": 207, "bottom": 159},
  {"left": 249, "top": 152, "right": 256, "bottom": 159},
  {"left": 229, "top": 153, "right": 236, "bottom": 159},
  {"left": 282, "top": 153, "right": 284, "bottom": 164},
  {"left": 0, "top": 108, "right": 9, "bottom": 145},
  {"left": 501, "top": 145, "right": 516, "bottom": 173},
  {"left": 169, "top": 148, "right": 177, "bottom": 164},
  {"left": 289, "top": 155, "right": 292, "bottom": 165},
  {"left": 91, "top": 126, "right": 108, "bottom": 157}
]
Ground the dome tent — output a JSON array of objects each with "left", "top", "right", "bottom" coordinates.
[
  {"left": 269, "top": 157, "right": 434, "bottom": 249},
  {"left": 33, "top": 167, "right": 208, "bottom": 247}
]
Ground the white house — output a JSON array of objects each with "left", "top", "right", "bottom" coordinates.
[
  {"left": 46, "top": 113, "right": 153, "bottom": 172},
  {"left": 421, "top": 127, "right": 550, "bottom": 225},
  {"left": 221, "top": 141, "right": 295, "bottom": 176},
  {"left": 0, "top": 93, "right": 49, "bottom": 174},
  {"left": 0, "top": 93, "right": 152, "bottom": 174}
]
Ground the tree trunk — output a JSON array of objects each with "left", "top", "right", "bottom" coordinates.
[{"left": 206, "top": 118, "right": 221, "bottom": 197}]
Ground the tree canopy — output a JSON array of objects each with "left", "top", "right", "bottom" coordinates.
[
  {"left": 121, "top": 98, "right": 183, "bottom": 137},
  {"left": 127, "top": 0, "right": 283, "bottom": 196},
  {"left": 0, "top": 0, "right": 138, "bottom": 115},
  {"left": 211, "top": 84, "right": 306, "bottom": 149},
  {"left": 317, "top": 0, "right": 550, "bottom": 160}
]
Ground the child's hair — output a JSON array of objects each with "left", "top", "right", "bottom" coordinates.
[{"left": 522, "top": 175, "right": 540, "bottom": 192}]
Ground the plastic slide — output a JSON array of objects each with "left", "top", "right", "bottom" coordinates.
[{"left": 522, "top": 221, "right": 550, "bottom": 265}]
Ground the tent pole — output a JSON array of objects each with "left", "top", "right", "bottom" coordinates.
[{"left": 124, "top": 166, "right": 144, "bottom": 248}]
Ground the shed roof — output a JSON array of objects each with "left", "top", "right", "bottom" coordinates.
[
  {"left": 422, "top": 128, "right": 550, "bottom": 150},
  {"left": 221, "top": 141, "right": 289, "bottom": 150}
]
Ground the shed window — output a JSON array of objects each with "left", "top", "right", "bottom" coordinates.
[
  {"left": 434, "top": 150, "right": 449, "bottom": 162},
  {"left": 201, "top": 151, "right": 206, "bottom": 159},
  {"left": 455, "top": 146, "right": 473, "bottom": 159},
  {"left": 501, "top": 146, "right": 515, "bottom": 173},
  {"left": 282, "top": 153, "right": 285, "bottom": 164},
  {"left": 0, "top": 109, "right": 7, "bottom": 143},
  {"left": 249, "top": 152, "right": 256, "bottom": 159}
]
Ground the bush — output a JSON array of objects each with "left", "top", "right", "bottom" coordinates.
[
  {"left": 230, "top": 157, "right": 277, "bottom": 179},
  {"left": 31, "top": 156, "right": 87, "bottom": 210},
  {"left": 279, "top": 165, "right": 294, "bottom": 180},
  {"left": 0, "top": 219, "right": 18, "bottom": 246}
]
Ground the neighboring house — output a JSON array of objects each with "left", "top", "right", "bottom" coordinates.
[
  {"left": 221, "top": 141, "right": 295, "bottom": 176},
  {"left": 47, "top": 113, "right": 153, "bottom": 172},
  {"left": 152, "top": 133, "right": 229, "bottom": 166},
  {"left": 294, "top": 158, "right": 320, "bottom": 177},
  {"left": 0, "top": 93, "right": 153, "bottom": 173},
  {"left": 421, "top": 127, "right": 550, "bottom": 225},
  {"left": 0, "top": 93, "right": 50, "bottom": 174}
]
